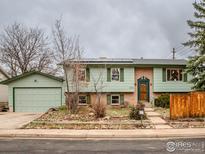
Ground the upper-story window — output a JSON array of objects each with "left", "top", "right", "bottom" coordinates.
[
  {"left": 79, "top": 69, "right": 86, "bottom": 81},
  {"left": 167, "top": 68, "right": 183, "bottom": 81},
  {"left": 111, "top": 68, "right": 120, "bottom": 81}
]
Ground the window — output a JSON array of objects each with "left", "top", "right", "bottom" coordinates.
[
  {"left": 79, "top": 69, "right": 86, "bottom": 81},
  {"left": 111, "top": 95, "right": 120, "bottom": 105},
  {"left": 78, "top": 95, "right": 87, "bottom": 104},
  {"left": 167, "top": 69, "right": 183, "bottom": 81},
  {"left": 111, "top": 68, "right": 120, "bottom": 81}
]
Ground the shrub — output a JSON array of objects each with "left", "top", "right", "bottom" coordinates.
[
  {"left": 58, "top": 105, "right": 67, "bottom": 111},
  {"left": 92, "top": 100, "right": 106, "bottom": 119},
  {"left": 154, "top": 93, "right": 170, "bottom": 108},
  {"left": 129, "top": 104, "right": 146, "bottom": 120}
]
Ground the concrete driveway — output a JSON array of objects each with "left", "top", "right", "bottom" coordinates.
[{"left": 0, "top": 112, "right": 41, "bottom": 129}]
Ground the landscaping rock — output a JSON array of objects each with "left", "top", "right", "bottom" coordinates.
[
  {"left": 103, "top": 116, "right": 110, "bottom": 121},
  {"left": 47, "top": 108, "right": 58, "bottom": 112},
  {"left": 88, "top": 112, "right": 94, "bottom": 116}
]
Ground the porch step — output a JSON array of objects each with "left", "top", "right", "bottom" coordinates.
[
  {"left": 144, "top": 108, "right": 154, "bottom": 112},
  {"left": 148, "top": 117, "right": 167, "bottom": 124},
  {"left": 146, "top": 111, "right": 161, "bottom": 117}
]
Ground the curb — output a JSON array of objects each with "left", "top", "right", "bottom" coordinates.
[
  {"left": 0, "top": 134, "right": 205, "bottom": 139},
  {"left": 0, "top": 128, "right": 205, "bottom": 139}
]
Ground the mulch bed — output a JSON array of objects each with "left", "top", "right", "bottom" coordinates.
[
  {"left": 167, "top": 118, "right": 205, "bottom": 128},
  {"left": 23, "top": 106, "right": 154, "bottom": 129},
  {"left": 23, "top": 121, "right": 154, "bottom": 129}
]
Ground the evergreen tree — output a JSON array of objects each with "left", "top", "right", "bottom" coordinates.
[
  {"left": 183, "top": 1, "right": 205, "bottom": 91},
  {"left": 185, "top": 55, "right": 205, "bottom": 90}
]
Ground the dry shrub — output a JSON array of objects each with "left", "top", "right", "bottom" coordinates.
[{"left": 92, "top": 100, "right": 106, "bottom": 119}]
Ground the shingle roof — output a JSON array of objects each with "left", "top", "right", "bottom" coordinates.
[
  {"left": 132, "top": 59, "right": 187, "bottom": 65},
  {"left": 62, "top": 58, "right": 187, "bottom": 65}
]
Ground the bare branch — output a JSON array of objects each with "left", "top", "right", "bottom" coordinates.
[{"left": 0, "top": 23, "right": 53, "bottom": 77}]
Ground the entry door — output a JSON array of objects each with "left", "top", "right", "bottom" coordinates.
[
  {"left": 138, "top": 77, "right": 150, "bottom": 102},
  {"left": 140, "top": 83, "right": 147, "bottom": 100}
]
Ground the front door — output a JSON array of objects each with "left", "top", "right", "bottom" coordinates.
[{"left": 138, "top": 77, "right": 150, "bottom": 102}]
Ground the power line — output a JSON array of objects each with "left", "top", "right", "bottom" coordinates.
[
  {"left": 177, "top": 48, "right": 193, "bottom": 57},
  {"left": 175, "top": 45, "right": 184, "bottom": 50},
  {"left": 176, "top": 49, "right": 196, "bottom": 59}
]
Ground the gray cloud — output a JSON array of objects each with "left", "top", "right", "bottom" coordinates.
[{"left": 0, "top": 0, "right": 195, "bottom": 59}]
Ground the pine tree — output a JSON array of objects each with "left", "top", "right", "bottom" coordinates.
[
  {"left": 183, "top": 1, "right": 205, "bottom": 91},
  {"left": 184, "top": 1, "right": 205, "bottom": 55},
  {"left": 185, "top": 55, "right": 205, "bottom": 90}
]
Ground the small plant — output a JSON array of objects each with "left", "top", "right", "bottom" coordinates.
[
  {"left": 58, "top": 105, "right": 67, "bottom": 111},
  {"left": 92, "top": 100, "right": 106, "bottom": 118},
  {"left": 129, "top": 104, "right": 146, "bottom": 120},
  {"left": 154, "top": 93, "right": 170, "bottom": 108}
]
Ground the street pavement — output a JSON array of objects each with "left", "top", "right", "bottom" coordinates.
[{"left": 0, "top": 138, "right": 204, "bottom": 154}]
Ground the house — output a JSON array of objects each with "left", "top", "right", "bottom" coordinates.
[
  {"left": 0, "top": 66, "right": 9, "bottom": 103},
  {"left": 0, "top": 58, "right": 192, "bottom": 112},
  {"left": 0, "top": 71, "right": 64, "bottom": 112},
  {"left": 63, "top": 58, "right": 192, "bottom": 106}
]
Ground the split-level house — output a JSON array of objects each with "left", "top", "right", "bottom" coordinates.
[
  {"left": 64, "top": 58, "right": 192, "bottom": 106},
  {"left": 1, "top": 58, "right": 193, "bottom": 112}
]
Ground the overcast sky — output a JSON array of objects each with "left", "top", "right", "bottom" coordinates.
[{"left": 0, "top": 0, "right": 195, "bottom": 59}]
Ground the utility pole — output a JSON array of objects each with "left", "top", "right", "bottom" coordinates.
[{"left": 172, "top": 48, "right": 176, "bottom": 60}]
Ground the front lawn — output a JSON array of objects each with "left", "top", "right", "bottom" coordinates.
[{"left": 23, "top": 106, "right": 153, "bottom": 129}]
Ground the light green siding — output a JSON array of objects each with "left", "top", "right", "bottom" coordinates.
[
  {"left": 65, "top": 67, "right": 135, "bottom": 92},
  {"left": 153, "top": 68, "right": 192, "bottom": 92},
  {"left": 7, "top": 74, "right": 63, "bottom": 112}
]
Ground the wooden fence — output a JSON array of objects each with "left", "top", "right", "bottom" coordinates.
[{"left": 170, "top": 92, "right": 205, "bottom": 120}]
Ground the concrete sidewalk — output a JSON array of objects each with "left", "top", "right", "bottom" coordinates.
[
  {"left": 0, "top": 128, "right": 205, "bottom": 139},
  {"left": 145, "top": 107, "right": 172, "bottom": 129}
]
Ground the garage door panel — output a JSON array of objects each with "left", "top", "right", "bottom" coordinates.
[{"left": 14, "top": 88, "right": 62, "bottom": 112}]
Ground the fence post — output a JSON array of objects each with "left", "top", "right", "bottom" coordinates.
[{"left": 170, "top": 93, "right": 173, "bottom": 120}]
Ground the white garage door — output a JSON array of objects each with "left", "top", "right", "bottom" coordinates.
[{"left": 14, "top": 88, "right": 62, "bottom": 112}]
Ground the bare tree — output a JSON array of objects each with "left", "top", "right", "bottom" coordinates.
[
  {"left": 53, "top": 19, "right": 85, "bottom": 113},
  {"left": 91, "top": 67, "right": 106, "bottom": 118},
  {"left": 0, "top": 23, "right": 53, "bottom": 77}
]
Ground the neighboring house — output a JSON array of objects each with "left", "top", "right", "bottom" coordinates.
[
  {"left": 0, "top": 58, "right": 192, "bottom": 112},
  {"left": 64, "top": 58, "right": 192, "bottom": 106},
  {"left": 0, "top": 66, "right": 9, "bottom": 103},
  {"left": 0, "top": 71, "right": 64, "bottom": 112}
]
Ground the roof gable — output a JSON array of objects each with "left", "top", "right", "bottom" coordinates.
[{"left": 0, "top": 71, "right": 64, "bottom": 85}]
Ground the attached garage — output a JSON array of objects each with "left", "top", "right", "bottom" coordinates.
[
  {"left": 14, "top": 88, "right": 62, "bottom": 112},
  {"left": 0, "top": 71, "right": 64, "bottom": 112}
]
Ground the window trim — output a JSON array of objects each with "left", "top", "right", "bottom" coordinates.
[
  {"left": 166, "top": 68, "right": 183, "bottom": 82},
  {"left": 78, "top": 95, "right": 87, "bottom": 105},
  {"left": 111, "top": 94, "right": 120, "bottom": 105},
  {"left": 78, "top": 68, "right": 86, "bottom": 82},
  {"left": 111, "top": 68, "right": 120, "bottom": 82}
]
